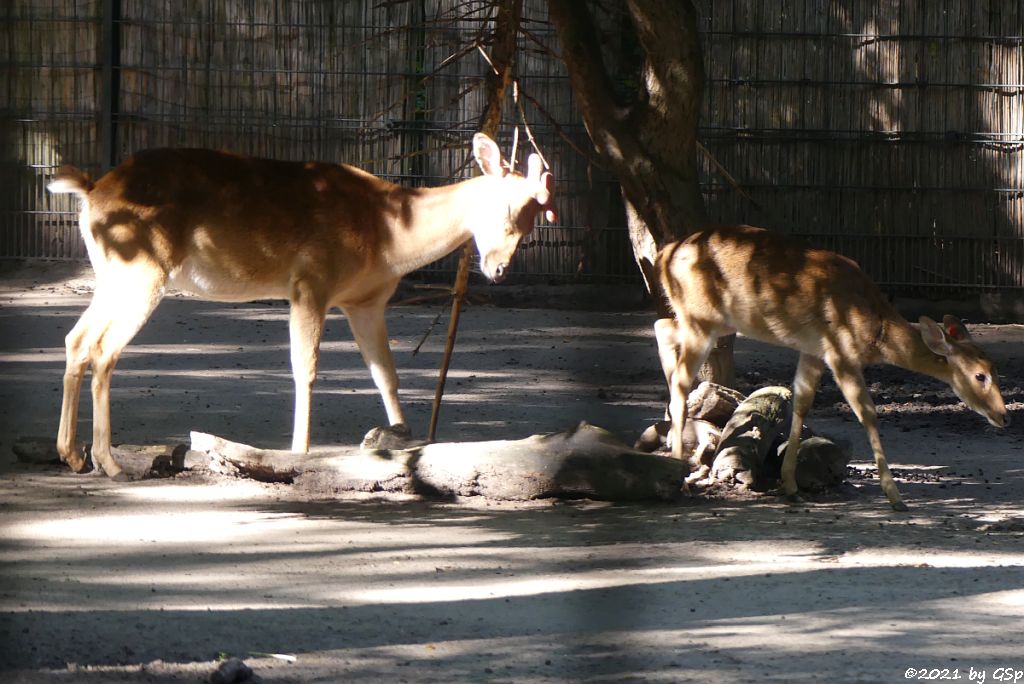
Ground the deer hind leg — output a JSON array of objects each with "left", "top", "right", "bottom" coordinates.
[
  {"left": 665, "top": 319, "right": 717, "bottom": 461},
  {"left": 344, "top": 300, "right": 405, "bottom": 431},
  {"left": 827, "top": 354, "right": 908, "bottom": 512},
  {"left": 58, "top": 301, "right": 105, "bottom": 472},
  {"left": 288, "top": 279, "right": 327, "bottom": 453},
  {"left": 81, "top": 266, "right": 166, "bottom": 479},
  {"left": 781, "top": 353, "right": 826, "bottom": 500}
]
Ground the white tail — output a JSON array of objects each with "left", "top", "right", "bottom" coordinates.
[
  {"left": 48, "top": 133, "right": 556, "bottom": 479},
  {"left": 656, "top": 224, "right": 1008, "bottom": 511}
]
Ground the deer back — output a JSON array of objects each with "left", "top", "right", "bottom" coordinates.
[{"left": 657, "top": 224, "right": 898, "bottom": 364}]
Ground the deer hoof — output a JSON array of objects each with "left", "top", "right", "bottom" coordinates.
[
  {"left": 60, "top": 448, "right": 90, "bottom": 474},
  {"left": 890, "top": 500, "right": 909, "bottom": 512}
]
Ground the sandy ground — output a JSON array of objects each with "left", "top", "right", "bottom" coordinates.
[{"left": 1, "top": 261, "right": 1023, "bottom": 683}]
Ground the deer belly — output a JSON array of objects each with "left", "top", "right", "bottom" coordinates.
[
  {"left": 731, "top": 310, "right": 828, "bottom": 357},
  {"left": 168, "top": 257, "right": 288, "bottom": 302}
]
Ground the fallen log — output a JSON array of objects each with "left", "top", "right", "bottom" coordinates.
[
  {"left": 709, "top": 386, "right": 793, "bottom": 489},
  {"left": 12, "top": 438, "right": 190, "bottom": 479},
  {"left": 13, "top": 425, "right": 686, "bottom": 501},
  {"left": 634, "top": 381, "right": 740, "bottom": 456},
  {"left": 190, "top": 423, "right": 686, "bottom": 501},
  {"left": 775, "top": 436, "right": 852, "bottom": 491},
  {"left": 686, "top": 381, "right": 746, "bottom": 427}
]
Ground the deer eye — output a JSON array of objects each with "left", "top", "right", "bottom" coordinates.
[{"left": 974, "top": 373, "right": 987, "bottom": 383}]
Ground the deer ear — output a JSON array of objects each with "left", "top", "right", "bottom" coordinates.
[
  {"left": 919, "top": 316, "right": 953, "bottom": 356},
  {"left": 539, "top": 171, "right": 557, "bottom": 223},
  {"left": 526, "top": 153, "right": 543, "bottom": 182},
  {"left": 941, "top": 314, "right": 972, "bottom": 342},
  {"left": 473, "top": 133, "right": 504, "bottom": 177}
]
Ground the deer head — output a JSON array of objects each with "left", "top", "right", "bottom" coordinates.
[
  {"left": 469, "top": 133, "right": 557, "bottom": 283},
  {"left": 920, "top": 315, "right": 1009, "bottom": 428}
]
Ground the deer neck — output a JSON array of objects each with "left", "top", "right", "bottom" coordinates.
[
  {"left": 382, "top": 176, "right": 491, "bottom": 275},
  {"left": 877, "top": 317, "right": 951, "bottom": 383}
]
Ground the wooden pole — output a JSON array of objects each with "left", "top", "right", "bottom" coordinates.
[{"left": 428, "top": 241, "right": 472, "bottom": 441}]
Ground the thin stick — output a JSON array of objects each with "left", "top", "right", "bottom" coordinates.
[
  {"left": 428, "top": 242, "right": 472, "bottom": 441},
  {"left": 412, "top": 299, "right": 450, "bottom": 356},
  {"left": 512, "top": 78, "right": 549, "bottom": 169}
]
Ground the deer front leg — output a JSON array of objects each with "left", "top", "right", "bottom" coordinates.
[
  {"left": 344, "top": 302, "right": 405, "bottom": 430},
  {"left": 781, "top": 354, "right": 825, "bottom": 501},
  {"left": 828, "top": 355, "right": 908, "bottom": 512},
  {"left": 288, "top": 281, "right": 327, "bottom": 453},
  {"left": 665, "top": 322, "right": 716, "bottom": 461}
]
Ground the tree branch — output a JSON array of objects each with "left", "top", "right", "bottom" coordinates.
[{"left": 546, "top": 0, "right": 627, "bottom": 149}]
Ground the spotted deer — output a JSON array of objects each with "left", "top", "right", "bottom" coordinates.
[
  {"left": 656, "top": 224, "right": 1008, "bottom": 510},
  {"left": 47, "top": 133, "right": 556, "bottom": 479}
]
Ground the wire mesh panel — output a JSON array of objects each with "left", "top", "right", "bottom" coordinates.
[
  {"left": 698, "top": 0, "right": 1024, "bottom": 295},
  {"left": 404, "top": 0, "right": 631, "bottom": 281},
  {"left": 117, "top": 2, "right": 414, "bottom": 173},
  {"left": 2, "top": 0, "right": 1022, "bottom": 297},
  {"left": 0, "top": 1, "right": 101, "bottom": 259}
]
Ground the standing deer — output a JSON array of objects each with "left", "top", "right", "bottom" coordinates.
[
  {"left": 656, "top": 224, "right": 1008, "bottom": 511},
  {"left": 47, "top": 133, "right": 556, "bottom": 479}
]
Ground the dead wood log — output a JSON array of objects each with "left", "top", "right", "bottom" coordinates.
[
  {"left": 774, "top": 436, "right": 852, "bottom": 491},
  {"left": 634, "top": 420, "right": 671, "bottom": 453},
  {"left": 209, "top": 657, "right": 255, "bottom": 684},
  {"left": 635, "top": 381, "right": 740, "bottom": 455},
  {"left": 12, "top": 437, "right": 189, "bottom": 479},
  {"left": 12, "top": 437, "right": 61, "bottom": 465},
  {"left": 709, "top": 386, "right": 793, "bottom": 489},
  {"left": 686, "top": 381, "right": 746, "bottom": 427},
  {"left": 190, "top": 422, "right": 686, "bottom": 501},
  {"left": 637, "top": 417, "right": 720, "bottom": 458}
]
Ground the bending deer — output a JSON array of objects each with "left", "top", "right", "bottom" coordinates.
[
  {"left": 47, "top": 133, "right": 556, "bottom": 479},
  {"left": 656, "top": 224, "right": 1008, "bottom": 510}
]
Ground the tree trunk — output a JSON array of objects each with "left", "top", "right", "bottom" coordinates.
[{"left": 547, "top": 0, "right": 735, "bottom": 386}]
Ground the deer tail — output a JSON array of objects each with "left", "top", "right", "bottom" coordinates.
[{"left": 47, "top": 165, "right": 94, "bottom": 197}]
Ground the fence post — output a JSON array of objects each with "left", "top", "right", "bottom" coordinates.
[{"left": 99, "top": 0, "right": 120, "bottom": 171}]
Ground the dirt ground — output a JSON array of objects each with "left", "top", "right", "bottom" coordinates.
[{"left": 1, "top": 261, "right": 1023, "bottom": 683}]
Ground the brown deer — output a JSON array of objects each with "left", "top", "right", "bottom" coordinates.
[
  {"left": 47, "top": 133, "right": 556, "bottom": 479},
  {"left": 656, "top": 224, "right": 1008, "bottom": 511}
]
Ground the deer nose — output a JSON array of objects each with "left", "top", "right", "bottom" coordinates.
[
  {"left": 493, "top": 262, "right": 508, "bottom": 282},
  {"left": 989, "top": 410, "right": 1009, "bottom": 429}
]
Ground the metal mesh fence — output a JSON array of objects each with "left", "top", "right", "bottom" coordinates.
[
  {"left": 2, "top": 1, "right": 1022, "bottom": 295},
  {"left": 698, "top": 0, "right": 1024, "bottom": 293}
]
